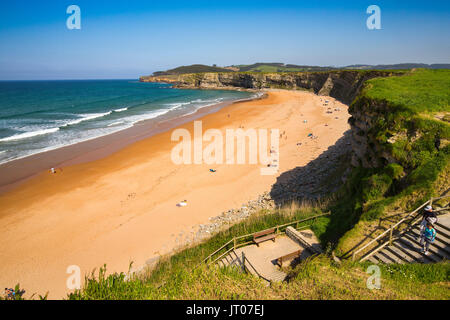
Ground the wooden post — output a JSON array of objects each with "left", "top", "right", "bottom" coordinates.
[
  {"left": 389, "top": 226, "right": 393, "bottom": 246},
  {"left": 233, "top": 238, "right": 236, "bottom": 250},
  {"left": 352, "top": 252, "right": 355, "bottom": 262},
  {"left": 241, "top": 252, "right": 246, "bottom": 272}
]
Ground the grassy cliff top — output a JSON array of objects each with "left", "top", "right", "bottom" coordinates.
[
  {"left": 152, "top": 64, "right": 234, "bottom": 76},
  {"left": 363, "top": 69, "right": 450, "bottom": 114}
]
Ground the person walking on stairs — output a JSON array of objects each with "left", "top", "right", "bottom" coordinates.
[
  {"left": 420, "top": 222, "right": 436, "bottom": 255},
  {"left": 420, "top": 205, "right": 437, "bottom": 234}
]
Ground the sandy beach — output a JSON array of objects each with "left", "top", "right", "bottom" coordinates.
[{"left": 0, "top": 90, "right": 350, "bottom": 299}]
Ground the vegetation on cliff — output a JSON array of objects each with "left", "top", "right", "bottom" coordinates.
[
  {"left": 152, "top": 64, "right": 234, "bottom": 76},
  {"left": 336, "top": 69, "right": 450, "bottom": 255}
]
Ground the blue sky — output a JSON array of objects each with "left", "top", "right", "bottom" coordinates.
[{"left": 0, "top": 0, "right": 449, "bottom": 80}]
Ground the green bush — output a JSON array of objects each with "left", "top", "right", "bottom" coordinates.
[{"left": 385, "top": 163, "right": 404, "bottom": 180}]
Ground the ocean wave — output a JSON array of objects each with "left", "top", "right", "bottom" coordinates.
[
  {"left": 62, "top": 112, "right": 112, "bottom": 127},
  {"left": 114, "top": 107, "right": 128, "bottom": 112},
  {"left": 107, "top": 121, "right": 125, "bottom": 127},
  {"left": 129, "top": 108, "right": 177, "bottom": 126},
  {"left": 165, "top": 102, "right": 191, "bottom": 110},
  {"left": 0, "top": 127, "right": 60, "bottom": 142},
  {"left": 0, "top": 112, "right": 114, "bottom": 142}
]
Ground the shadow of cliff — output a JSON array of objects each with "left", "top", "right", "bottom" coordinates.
[
  {"left": 269, "top": 130, "right": 372, "bottom": 249},
  {"left": 270, "top": 131, "right": 352, "bottom": 207}
]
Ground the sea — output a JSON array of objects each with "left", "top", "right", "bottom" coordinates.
[{"left": 0, "top": 80, "right": 256, "bottom": 165}]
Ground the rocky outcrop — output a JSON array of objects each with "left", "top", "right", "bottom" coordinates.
[
  {"left": 347, "top": 98, "right": 387, "bottom": 168},
  {"left": 140, "top": 71, "right": 400, "bottom": 105},
  {"left": 348, "top": 97, "right": 408, "bottom": 169}
]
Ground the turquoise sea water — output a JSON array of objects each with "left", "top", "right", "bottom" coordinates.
[{"left": 0, "top": 80, "right": 255, "bottom": 164}]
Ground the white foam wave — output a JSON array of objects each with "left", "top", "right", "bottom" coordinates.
[
  {"left": 0, "top": 127, "right": 60, "bottom": 142},
  {"left": 63, "top": 112, "right": 112, "bottom": 127},
  {"left": 114, "top": 107, "right": 128, "bottom": 112},
  {"left": 107, "top": 121, "right": 125, "bottom": 127},
  {"left": 165, "top": 102, "right": 191, "bottom": 110},
  {"left": 0, "top": 112, "right": 114, "bottom": 142}
]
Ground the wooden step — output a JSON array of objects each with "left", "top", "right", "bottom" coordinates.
[
  {"left": 405, "top": 232, "right": 450, "bottom": 259},
  {"left": 430, "top": 237, "right": 450, "bottom": 255},
  {"left": 435, "top": 220, "right": 450, "bottom": 233},
  {"left": 385, "top": 245, "right": 415, "bottom": 263},
  {"left": 367, "top": 256, "right": 379, "bottom": 264},
  {"left": 379, "top": 249, "right": 404, "bottom": 264},
  {"left": 409, "top": 227, "right": 450, "bottom": 249},
  {"left": 394, "top": 239, "right": 434, "bottom": 263},
  {"left": 399, "top": 236, "right": 441, "bottom": 263},
  {"left": 412, "top": 224, "right": 450, "bottom": 242},
  {"left": 373, "top": 251, "right": 394, "bottom": 264}
]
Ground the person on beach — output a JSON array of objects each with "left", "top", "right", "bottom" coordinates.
[
  {"left": 420, "top": 223, "right": 436, "bottom": 255},
  {"left": 420, "top": 205, "right": 437, "bottom": 234}
]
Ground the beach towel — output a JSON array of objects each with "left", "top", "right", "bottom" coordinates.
[{"left": 177, "top": 200, "right": 188, "bottom": 207}]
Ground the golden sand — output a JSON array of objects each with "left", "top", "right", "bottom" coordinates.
[{"left": 0, "top": 90, "right": 349, "bottom": 298}]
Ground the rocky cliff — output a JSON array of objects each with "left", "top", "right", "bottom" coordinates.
[{"left": 140, "top": 71, "right": 402, "bottom": 105}]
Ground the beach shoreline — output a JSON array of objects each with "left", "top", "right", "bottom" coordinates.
[
  {"left": 0, "top": 89, "right": 350, "bottom": 299},
  {"left": 0, "top": 91, "right": 265, "bottom": 194}
]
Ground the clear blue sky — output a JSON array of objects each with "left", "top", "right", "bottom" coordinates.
[{"left": 0, "top": 0, "right": 449, "bottom": 80}]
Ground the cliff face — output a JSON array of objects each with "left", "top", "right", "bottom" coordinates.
[{"left": 140, "top": 71, "right": 400, "bottom": 105}]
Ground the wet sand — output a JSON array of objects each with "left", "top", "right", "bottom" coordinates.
[{"left": 0, "top": 90, "right": 349, "bottom": 299}]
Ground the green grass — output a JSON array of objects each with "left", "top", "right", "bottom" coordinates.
[
  {"left": 152, "top": 64, "right": 234, "bottom": 76},
  {"left": 363, "top": 69, "right": 450, "bottom": 114},
  {"left": 67, "top": 254, "right": 449, "bottom": 300}
]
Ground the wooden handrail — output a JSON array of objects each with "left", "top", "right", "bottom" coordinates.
[
  {"left": 211, "top": 247, "right": 234, "bottom": 265},
  {"left": 206, "top": 239, "right": 233, "bottom": 261},
  {"left": 360, "top": 213, "right": 423, "bottom": 262},
  {"left": 352, "top": 195, "right": 450, "bottom": 261},
  {"left": 351, "top": 203, "right": 427, "bottom": 261}
]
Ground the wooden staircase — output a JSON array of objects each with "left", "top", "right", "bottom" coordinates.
[
  {"left": 352, "top": 195, "right": 450, "bottom": 263},
  {"left": 366, "top": 218, "right": 450, "bottom": 264},
  {"left": 217, "top": 250, "right": 244, "bottom": 270}
]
